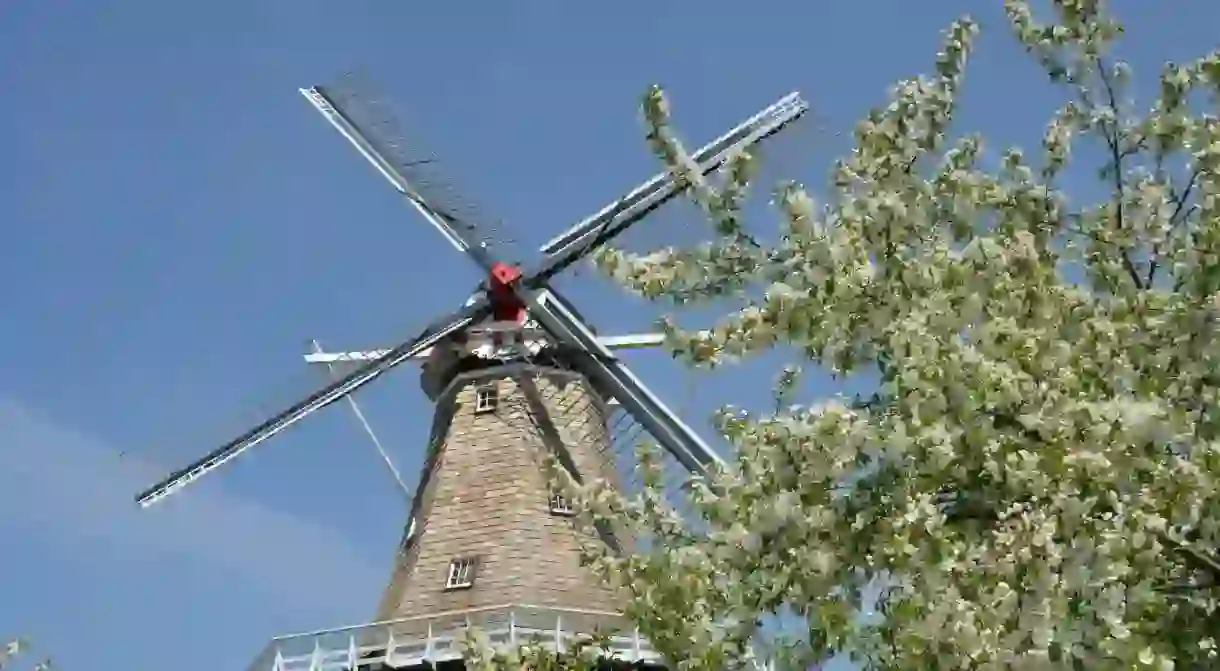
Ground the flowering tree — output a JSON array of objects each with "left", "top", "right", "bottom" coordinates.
[{"left": 468, "top": 1, "right": 1220, "bottom": 669}]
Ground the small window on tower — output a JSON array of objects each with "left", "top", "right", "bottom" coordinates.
[
  {"left": 473, "top": 384, "right": 499, "bottom": 414},
  {"left": 549, "top": 491, "right": 575, "bottom": 516},
  {"left": 445, "top": 557, "right": 477, "bottom": 590}
]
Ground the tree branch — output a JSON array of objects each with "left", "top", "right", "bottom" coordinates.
[
  {"left": 1096, "top": 58, "right": 1144, "bottom": 291},
  {"left": 1147, "top": 168, "right": 1202, "bottom": 287},
  {"left": 1160, "top": 533, "right": 1220, "bottom": 583}
]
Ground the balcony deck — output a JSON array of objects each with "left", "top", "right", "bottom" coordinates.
[{"left": 248, "top": 604, "right": 664, "bottom": 671}]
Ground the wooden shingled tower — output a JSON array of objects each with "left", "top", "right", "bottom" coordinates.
[
  {"left": 132, "top": 73, "right": 808, "bottom": 670},
  {"left": 374, "top": 346, "right": 626, "bottom": 624}
]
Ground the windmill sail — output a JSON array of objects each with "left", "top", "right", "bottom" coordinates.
[
  {"left": 309, "top": 72, "right": 517, "bottom": 260},
  {"left": 135, "top": 300, "right": 488, "bottom": 507},
  {"left": 136, "top": 76, "right": 807, "bottom": 517}
]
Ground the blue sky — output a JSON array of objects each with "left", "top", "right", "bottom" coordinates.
[{"left": 1, "top": 2, "right": 1215, "bottom": 669}]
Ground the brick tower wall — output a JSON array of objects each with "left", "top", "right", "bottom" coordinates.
[{"left": 374, "top": 364, "right": 626, "bottom": 626}]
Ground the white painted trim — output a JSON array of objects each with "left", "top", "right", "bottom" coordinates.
[
  {"left": 445, "top": 557, "right": 476, "bottom": 590},
  {"left": 303, "top": 332, "right": 665, "bottom": 365},
  {"left": 473, "top": 384, "right": 499, "bottom": 414}
]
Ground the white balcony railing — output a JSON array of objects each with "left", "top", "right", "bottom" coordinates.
[{"left": 247, "top": 604, "right": 663, "bottom": 671}]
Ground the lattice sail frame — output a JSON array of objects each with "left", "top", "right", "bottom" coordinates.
[{"left": 134, "top": 72, "right": 806, "bottom": 522}]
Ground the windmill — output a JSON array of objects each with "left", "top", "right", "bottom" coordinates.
[{"left": 135, "top": 74, "right": 807, "bottom": 670}]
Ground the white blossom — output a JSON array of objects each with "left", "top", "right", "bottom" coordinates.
[
  {"left": 0, "top": 638, "right": 51, "bottom": 671},
  {"left": 474, "top": 2, "right": 1220, "bottom": 669}
]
